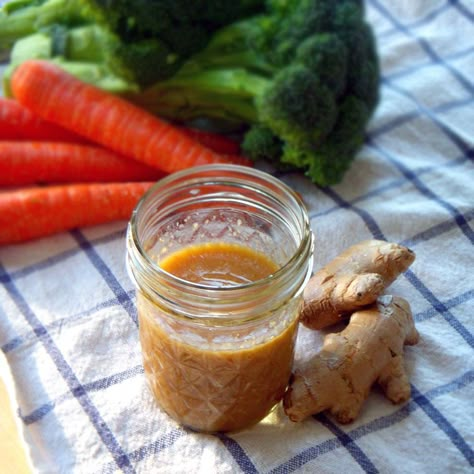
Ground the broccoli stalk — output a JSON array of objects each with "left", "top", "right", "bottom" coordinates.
[
  {"left": 0, "top": 0, "right": 109, "bottom": 50},
  {"left": 1, "top": 27, "right": 139, "bottom": 96},
  {"left": 0, "top": 0, "right": 263, "bottom": 88},
  {"left": 2, "top": 22, "right": 185, "bottom": 94},
  {"left": 132, "top": 0, "right": 380, "bottom": 185}
]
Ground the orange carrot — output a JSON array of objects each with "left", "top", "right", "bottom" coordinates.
[
  {"left": 0, "top": 97, "right": 245, "bottom": 156},
  {"left": 11, "top": 60, "right": 252, "bottom": 173},
  {"left": 0, "top": 141, "right": 165, "bottom": 186},
  {"left": 220, "top": 154, "right": 254, "bottom": 166},
  {"left": 0, "top": 182, "right": 154, "bottom": 245},
  {"left": 0, "top": 97, "right": 86, "bottom": 143},
  {"left": 180, "top": 127, "right": 241, "bottom": 155},
  {"left": 0, "top": 97, "right": 244, "bottom": 155},
  {"left": 1, "top": 96, "right": 245, "bottom": 156}
]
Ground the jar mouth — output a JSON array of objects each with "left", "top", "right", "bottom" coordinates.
[{"left": 127, "top": 164, "right": 313, "bottom": 319}]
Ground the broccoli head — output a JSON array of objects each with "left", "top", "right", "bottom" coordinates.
[
  {"left": 1, "top": 0, "right": 380, "bottom": 186},
  {"left": 139, "top": 0, "right": 380, "bottom": 185}
]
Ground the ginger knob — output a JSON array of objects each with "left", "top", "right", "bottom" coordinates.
[
  {"left": 284, "top": 296, "right": 420, "bottom": 424},
  {"left": 300, "top": 239, "right": 415, "bottom": 330}
]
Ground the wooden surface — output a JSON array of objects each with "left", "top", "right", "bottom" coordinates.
[{"left": 0, "top": 353, "right": 33, "bottom": 474}]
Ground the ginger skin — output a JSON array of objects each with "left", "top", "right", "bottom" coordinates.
[
  {"left": 284, "top": 296, "right": 419, "bottom": 424},
  {"left": 300, "top": 240, "right": 415, "bottom": 330}
]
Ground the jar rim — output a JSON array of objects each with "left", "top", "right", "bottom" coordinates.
[{"left": 127, "top": 164, "right": 313, "bottom": 318}]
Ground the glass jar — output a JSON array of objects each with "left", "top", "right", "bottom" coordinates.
[{"left": 126, "top": 164, "right": 313, "bottom": 433}]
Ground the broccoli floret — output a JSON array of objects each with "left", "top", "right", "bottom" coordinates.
[
  {"left": 295, "top": 34, "right": 348, "bottom": 98},
  {"left": 258, "top": 65, "right": 338, "bottom": 147},
  {"left": 281, "top": 96, "right": 370, "bottom": 185},
  {"left": 242, "top": 124, "right": 283, "bottom": 161},
  {"left": 133, "top": 0, "right": 380, "bottom": 185}
]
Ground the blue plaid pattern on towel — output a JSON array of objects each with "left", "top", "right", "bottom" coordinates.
[{"left": 0, "top": 1, "right": 473, "bottom": 472}]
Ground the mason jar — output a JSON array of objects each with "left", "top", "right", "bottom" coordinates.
[{"left": 126, "top": 164, "right": 313, "bottom": 432}]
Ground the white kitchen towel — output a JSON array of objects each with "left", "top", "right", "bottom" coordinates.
[{"left": 0, "top": 1, "right": 473, "bottom": 473}]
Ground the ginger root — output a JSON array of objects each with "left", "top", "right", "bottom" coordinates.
[
  {"left": 300, "top": 239, "right": 415, "bottom": 330},
  {"left": 284, "top": 296, "right": 419, "bottom": 424}
]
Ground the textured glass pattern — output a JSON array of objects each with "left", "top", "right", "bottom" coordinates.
[{"left": 138, "top": 293, "right": 299, "bottom": 433}]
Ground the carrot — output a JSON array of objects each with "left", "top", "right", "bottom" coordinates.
[
  {"left": 0, "top": 97, "right": 86, "bottom": 143},
  {"left": 0, "top": 182, "right": 154, "bottom": 245},
  {"left": 0, "top": 141, "right": 165, "bottom": 186},
  {"left": 180, "top": 127, "right": 241, "bottom": 155},
  {"left": 220, "top": 154, "right": 254, "bottom": 166},
  {"left": 11, "top": 60, "right": 252, "bottom": 173},
  {"left": 0, "top": 97, "right": 242, "bottom": 154}
]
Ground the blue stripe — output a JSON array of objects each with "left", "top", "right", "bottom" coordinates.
[
  {"left": 311, "top": 156, "right": 471, "bottom": 221},
  {"left": 216, "top": 433, "right": 259, "bottom": 474},
  {"left": 377, "top": 1, "right": 451, "bottom": 38},
  {"left": 312, "top": 177, "right": 408, "bottom": 218},
  {"left": 426, "top": 370, "right": 474, "bottom": 398},
  {"left": 368, "top": 141, "right": 474, "bottom": 245},
  {"left": 369, "top": 0, "right": 474, "bottom": 94},
  {"left": 315, "top": 414, "right": 379, "bottom": 473},
  {"left": 271, "top": 371, "right": 474, "bottom": 474},
  {"left": 411, "top": 385, "right": 474, "bottom": 466},
  {"left": 2, "top": 290, "right": 136, "bottom": 354},
  {"left": 404, "top": 269, "right": 474, "bottom": 347},
  {"left": 0, "top": 265, "right": 136, "bottom": 473},
  {"left": 384, "top": 47, "right": 474, "bottom": 82},
  {"left": 452, "top": 0, "right": 474, "bottom": 22},
  {"left": 414, "top": 290, "right": 474, "bottom": 323},
  {"left": 369, "top": 109, "right": 421, "bottom": 138},
  {"left": 381, "top": 80, "right": 473, "bottom": 158},
  {"left": 4, "top": 228, "right": 126, "bottom": 283},
  {"left": 71, "top": 230, "right": 138, "bottom": 326},
  {"left": 83, "top": 364, "right": 143, "bottom": 392},
  {"left": 269, "top": 436, "right": 343, "bottom": 474},
  {"left": 351, "top": 371, "right": 474, "bottom": 439},
  {"left": 2, "top": 335, "right": 23, "bottom": 353},
  {"left": 20, "top": 365, "right": 144, "bottom": 425},
  {"left": 101, "top": 428, "right": 186, "bottom": 474},
  {"left": 317, "top": 187, "right": 385, "bottom": 240},
  {"left": 369, "top": 96, "right": 474, "bottom": 139},
  {"left": 126, "top": 429, "right": 186, "bottom": 464},
  {"left": 21, "top": 401, "right": 57, "bottom": 425},
  {"left": 401, "top": 208, "right": 474, "bottom": 247}
]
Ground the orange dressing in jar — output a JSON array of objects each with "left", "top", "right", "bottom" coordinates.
[
  {"left": 127, "top": 165, "right": 313, "bottom": 433},
  {"left": 138, "top": 242, "right": 299, "bottom": 433},
  {"left": 159, "top": 241, "right": 278, "bottom": 286}
]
